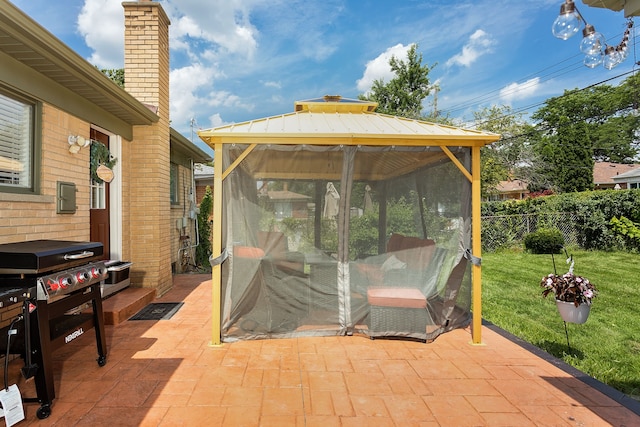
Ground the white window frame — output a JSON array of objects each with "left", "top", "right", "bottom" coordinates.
[
  {"left": 0, "top": 88, "right": 40, "bottom": 194},
  {"left": 170, "top": 162, "right": 179, "bottom": 205}
]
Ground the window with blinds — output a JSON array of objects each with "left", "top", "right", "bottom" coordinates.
[
  {"left": 0, "top": 90, "right": 33, "bottom": 190},
  {"left": 170, "top": 162, "right": 179, "bottom": 204}
]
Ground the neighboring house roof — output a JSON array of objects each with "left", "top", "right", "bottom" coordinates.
[
  {"left": 612, "top": 166, "right": 640, "bottom": 181},
  {"left": 496, "top": 179, "right": 528, "bottom": 193},
  {"left": 594, "top": 161, "right": 640, "bottom": 185},
  {"left": 264, "top": 190, "right": 311, "bottom": 201},
  {"left": 194, "top": 164, "right": 214, "bottom": 180}
]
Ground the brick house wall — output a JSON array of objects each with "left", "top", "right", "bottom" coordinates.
[{"left": 0, "top": 104, "right": 99, "bottom": 243}]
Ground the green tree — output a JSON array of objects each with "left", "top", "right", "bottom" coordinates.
[
  {"left": 100, "top": 68, "right": 125, "bottom": 88},
  {"left": 593, "top": 72, "right": 640, "bottom": 162},
  {"left": 531, "top": 75, "right": 640, "bottom": 193},
  {"left": 473, "top": 105, "right": 530, "bottom": 198},
  {"left": 360, "top": 44, "right": 435, "bottom": 119}
]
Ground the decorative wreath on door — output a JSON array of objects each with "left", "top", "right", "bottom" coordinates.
[{"left": 90, "top": 141, "right": 117, "bottom": 183}]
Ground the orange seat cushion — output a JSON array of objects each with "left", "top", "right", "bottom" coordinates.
[
  {"left": 367, "top": 287, "right": 426, "bottom": 309},
  {"left": 234, "top": 246, "right": 265, "bottom": 259}
]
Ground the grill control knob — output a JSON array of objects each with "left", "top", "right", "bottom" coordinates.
[
  {"left": 90, "top": 267, "right": 107, "bottom": 279},
  {"left": 59, "top": 276, "right": 73, "bottom": 289},
  {"left": 75, "top": 271, "right": 90, "bottom": 284}
]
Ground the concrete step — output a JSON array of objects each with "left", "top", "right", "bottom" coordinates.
[{"left": 101, "top": 287, "right": 156, "bottom": 325}]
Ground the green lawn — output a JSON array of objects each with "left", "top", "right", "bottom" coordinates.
[{"left": 481, "top": 249, "right": 640, "bottom": 399}]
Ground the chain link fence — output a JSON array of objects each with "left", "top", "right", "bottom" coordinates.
[{"left": 481, "top": 212, "right": 578, "bottom": 251}]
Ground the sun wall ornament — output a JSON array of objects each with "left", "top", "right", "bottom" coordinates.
[{"left": 90, "top": 140, "right": 117, "bottom": 183}]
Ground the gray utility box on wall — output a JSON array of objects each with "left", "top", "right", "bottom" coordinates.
[
  {"left": 56, "top": 181, "right": 77, "bottom": 214},
  {"left": 101, "top": 260, "right": 132, "bottom": 298}
]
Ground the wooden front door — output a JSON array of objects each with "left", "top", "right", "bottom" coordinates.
[{"left": 90, "top": 129, "right": 110, "bottom": 259}]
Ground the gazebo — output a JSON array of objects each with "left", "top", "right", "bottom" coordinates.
[{"left": 198, "top": 96, "right": 499, "bottom": 345}]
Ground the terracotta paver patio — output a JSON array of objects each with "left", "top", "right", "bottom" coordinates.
[{"left": 6, "top": 274, "right": 639, "bottom": 426}]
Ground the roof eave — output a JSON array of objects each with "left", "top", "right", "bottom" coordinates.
[
  {"left": 0, "top": 1, "right": 159, "bottom": 126},
  {"left": 198, "top": 133, "right": 500, "bottom": 148},
  {"left": 170, "top": 128, "right": 213, "bottom": 163}
]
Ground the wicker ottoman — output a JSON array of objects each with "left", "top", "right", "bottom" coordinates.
[{"left": 367, "top": 287, "right": 428, "bottom": 340}]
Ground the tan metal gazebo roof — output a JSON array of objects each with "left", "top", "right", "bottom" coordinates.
[{"left": 198, "top": 96, "right": 498, "bottom": 147}]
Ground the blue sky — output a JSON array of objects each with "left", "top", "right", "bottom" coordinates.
[{"left": 9, "top": 0, "right": 638, "bottom": 155}]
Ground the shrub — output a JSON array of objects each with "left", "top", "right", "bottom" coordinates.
[
  {"left": 482, "top": 189, "right": 640, "bottom": 252},
  {"left": 196, "top": 186, "right": 213, "bottom": 268},
  {"left": 609, "top": 216, "right": 640, "bottom": 252},
  {"left": 524, "top": 228, "right": 564, "bottom": 254}
]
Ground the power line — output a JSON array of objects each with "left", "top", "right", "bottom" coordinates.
[
  {"left": 438, "top": 25, "right": 637, "bottom": 119},
  {"left": 463, "top": 66, "right": 640, "bottom": 132},
  {"left": 442, "top": 58, "right": 586, "bottom": 116}
]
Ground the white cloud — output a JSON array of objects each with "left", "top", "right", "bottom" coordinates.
[
  {"left": 499, "top": 77, "right": 541, "bottom": 104},
  {"left": 77, "top": 0, "right": 259, "bottom": 66},
  {"left": 445, "top": 29, "right": 495, "bottom": 68},
  {"left": 170, "top": 63, "right": 255, "bottom": 130},
  {"left": 263, "top": 81, "right": 282, "bottom": 89},
  {"left": 356, "top": 44, "right": 413, "bottom": 94},
  {"left": 170, "top": 64, "right": 219, "bottom": 129},
  {"left": 164, "top": 0, "right": 258, "bottom": 59},
  {"left": 208, "top": 113, "right": 226, "bottom": 128},
  {"left": 77, "top": 0, "right": 124, "bottom": 68}
]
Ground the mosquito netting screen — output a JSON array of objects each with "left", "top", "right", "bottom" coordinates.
[{"left": 219, "top": 143, "right": 474, "bottom": 342}]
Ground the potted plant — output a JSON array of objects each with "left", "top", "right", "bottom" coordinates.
[{"left": 540, "top": 257, "right": 597, "bottom": 324}]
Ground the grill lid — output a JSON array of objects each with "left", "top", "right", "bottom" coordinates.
[{"left": 0, "top": 240, "right": 104, "bottom": 274}]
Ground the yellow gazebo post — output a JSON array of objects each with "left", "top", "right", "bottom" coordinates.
[
  {"left": 210, "top": 143, "right": 224, "bottom": 347},
  {"left": 441, "top": 144, "right": 485, "bottom": 345},
  {"left": 471, "top": 144, "right": 483, "bottom": 345}
]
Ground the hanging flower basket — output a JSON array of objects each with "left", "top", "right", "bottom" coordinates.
[{"left": 540, "top": 255, "right": 597, "bottom": 324}]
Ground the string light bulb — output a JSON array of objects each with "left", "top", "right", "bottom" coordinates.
[
  {"left": 583, "top": 52, "right": 603, "bottom": 68},
  {"left": 603, "top": 46, "right": 621, "bottom": 70},
  {"left": 552, "top": 2, "right": 634, "bottom": 70},
  {"left": 579, "top": 24, "right": 605, "bottom": 55},
  {"left": 552, "top": 0, "right": 582, "bottom": 40}
]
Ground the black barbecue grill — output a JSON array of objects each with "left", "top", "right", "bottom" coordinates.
[{"left": 0, "top": 240, "right": 109, "bottom": 420}]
